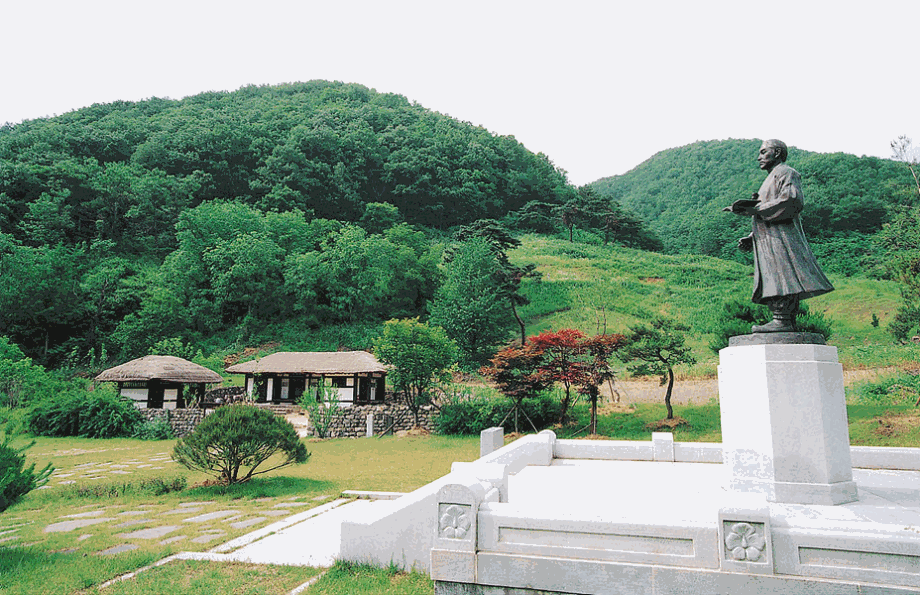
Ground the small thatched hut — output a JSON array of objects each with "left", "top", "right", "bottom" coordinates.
[
  {"left": 225, "top": 351, "right": 387, "bottom": 406},
  {"left": 95, "top": 355, "right": 224, "bottom": 409}
]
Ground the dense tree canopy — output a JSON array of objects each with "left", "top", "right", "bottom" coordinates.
[
  {"left": 0, "top": 81, "right": 580, "bottom": 367},
  {"left": 0, "top": 80, "right": 572, "bottom": 248}
]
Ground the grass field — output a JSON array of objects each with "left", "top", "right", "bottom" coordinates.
[{"left": 510, "top": 235, "right": 920, "bottom": 375}]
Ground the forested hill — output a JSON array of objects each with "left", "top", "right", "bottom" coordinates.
[
  {"left": 0, "top": 80, "right": 571, "bottom": 252},
  {"left": 590, "top": 139, "right": 914, "bottom": 273}
]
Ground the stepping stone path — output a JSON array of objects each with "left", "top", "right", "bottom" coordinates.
[
  {"left": 48, "top": 453, "right": 182, "bottom": 486},
  {"left": 98, "top": 544, "right": 138, "bottom": 556},
  {"left": 28, "top": 467, "right": 337, "bottom": 562},
  {"left": 230, "top": 517, "right": 267, "bottom": 529},
  {"left": 114, "top": 519, "right": 150, "bottom": 528},
  {"left": 191, "top": 530, "right": 226, "bottom": 544},
  {"left": 183, "top": 510, "right": 239, "bottom": 523},
  {"left": 117, "top": 526, "right": 179, "bottom": 540},
  {"left": 45, "top": 517, "right": 116, "bottom": 533},
  {"left": 63, "top": 511, "right": 106, "bottom": 518}
]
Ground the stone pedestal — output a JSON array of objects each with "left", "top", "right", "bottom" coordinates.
[{"left": 718, "top": 334, "right": 858, "bottom": 505}]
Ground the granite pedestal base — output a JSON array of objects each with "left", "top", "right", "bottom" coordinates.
[{"left": 718, "top": 336, "right": 858, "bottom": 505}]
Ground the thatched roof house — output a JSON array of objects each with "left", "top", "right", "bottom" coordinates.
[
  {"left": 225, "top": 351, "right": 387, "bottom": 406},
  {"left": 96, "top": 355, "right": 223, "bottom": 409}
]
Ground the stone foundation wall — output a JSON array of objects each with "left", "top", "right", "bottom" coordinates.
[
  {"left": 139, "top": 408, "right": 207, "bottom": 438},
  {"left": 204, "top": 386, "right": 247, "bottom": 405},
  {"left": 309, "top": 400, "right": 436, "bottom": 438}
]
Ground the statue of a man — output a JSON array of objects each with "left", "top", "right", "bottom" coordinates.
[{"left": 725, "top": 139, "right": 833, "bottom": 333}]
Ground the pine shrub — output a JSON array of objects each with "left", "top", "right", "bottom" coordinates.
[{"left": 172, "top": 404, "right": 309, "bottom": 484}]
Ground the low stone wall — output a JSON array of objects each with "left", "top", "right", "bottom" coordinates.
[
  {"left": 310, "top": 401, "right": 436, "bottom": 438},
  {"left": 204, "top": 386, "right": 246, "bottom": 405},
  {"left": 139, "top": 408, "right": 207, "bottom": 438}
]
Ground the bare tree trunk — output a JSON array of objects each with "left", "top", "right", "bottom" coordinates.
[
  {"left": 511, "top": 300, "right": 526, "bottom": 345},
  {"left": 665, "top": 367, "right": 675, "bottom": 420},
  {"left": 590, "top": 397, "right": 598, "bottom": 435}
]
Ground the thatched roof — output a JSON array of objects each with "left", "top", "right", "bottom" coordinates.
[
  {"left": 225, "top": 351, "right": 387, "bottom": 375},
  {"left": 95, "top": 355, "right": 224, "bottom": 384}
]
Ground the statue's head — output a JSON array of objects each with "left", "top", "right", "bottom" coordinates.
[
  {"left": 763, "top": 139, "right": 788, "bottom": 162},
  {"left": 759, "top": 139, "right": 788, "bottom": 171}
]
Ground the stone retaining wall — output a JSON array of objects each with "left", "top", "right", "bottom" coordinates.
[
  {"left": 139, "top": 408, "right": 207, "bottom": 438},
  {"left": 309, "top": 401, "right": 436, "bottom": 438}
]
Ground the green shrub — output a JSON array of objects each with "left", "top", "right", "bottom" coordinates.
[
  {"left": 709, "top": 299, "right": 833, "bottom": 352},
  {"left": 848, "top": 372, "right": 920, "bottom": 406},
  {"left": 132, "top": 416, "right": 175, "bottom": 440},
  {"left": 173, "top": 404, "right": 309, "bottom": 484},
  {"left": 27, "top": 386, "right": 143, "bottom": 438},
  {"left": 436, "top": 392, "right": 561, "bottom": 435},
  {"left": 0, "top": 434, "right": 53, "bottom": 512},
  {"left": 298, "top": 386, "right": 345, "bottom": 438},
  {"left": 0, "top": 407, "right": 31, "bottom": 435}
]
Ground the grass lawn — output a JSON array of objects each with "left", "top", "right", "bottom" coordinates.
[{"left": 0, "top": 434, "right": 479, "bottom": 595}]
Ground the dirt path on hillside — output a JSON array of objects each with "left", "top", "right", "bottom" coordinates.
[{"left": 599, "top": 367, "right": 899, "bottom": 406}]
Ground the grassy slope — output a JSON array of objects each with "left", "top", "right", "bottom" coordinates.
[{"left": 511, "top": 234, "right": 919, "bottom": 374}]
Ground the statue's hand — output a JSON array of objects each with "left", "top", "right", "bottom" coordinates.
[
  {"left": 738, "top": 235, "right": 753, "bottom": 252},
  {"left": 724, "top": 196, "right": 760, "bottom": 216}
]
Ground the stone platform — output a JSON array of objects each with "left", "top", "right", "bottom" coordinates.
[
  {"left": 428, "top": 437, "right": 920, "bottom": 594},
  {"left": 341, "top": 336, "right": 920, "bottom": 594}
]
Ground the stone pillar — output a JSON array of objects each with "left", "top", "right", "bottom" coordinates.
[
  {"left": 366, "top": 412, "right": 374, "bottom": 437},
  {"left": 480, "top": 427, "right": 503, "bottom": 458},
  {"left": 718, "top": 334, "right": 858, "bottom": 505}
]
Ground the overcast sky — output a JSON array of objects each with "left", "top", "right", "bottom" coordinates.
[{"left": 2, "top": 0, "right": 917, "bottom": 185}]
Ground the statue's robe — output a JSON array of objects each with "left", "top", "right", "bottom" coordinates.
[{"left": 750, "top": 163, "right": 834, "bottom": 304}]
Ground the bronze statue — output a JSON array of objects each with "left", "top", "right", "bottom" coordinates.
[{"left": 724, "top": 140, "right": 833, "bottom": 333}]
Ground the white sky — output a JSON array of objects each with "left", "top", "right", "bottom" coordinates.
[{"left": 2, "top": 0, "right": 917, "bottom": 185}]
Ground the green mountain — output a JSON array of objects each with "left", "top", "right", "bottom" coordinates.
[
  {"left": 590, "top": 139, "right": 914, "bottom": 275},
  {"left": 0, "top": 80, "right": 570, "bottom": 254}
]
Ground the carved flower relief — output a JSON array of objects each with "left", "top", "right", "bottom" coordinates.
[
  {"left": 439, "top": 504, "right": 473, "bottom": 539},
  {"left": 725, "top": 522, "right": 766, "bottom": 561}
]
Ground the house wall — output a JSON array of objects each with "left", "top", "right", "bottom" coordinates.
[
  {"left": 120, "top": 387, "right": 149, "bottom": 407},
  {"left": 245, "top": 373, "right": 386, "bottom": 405}
]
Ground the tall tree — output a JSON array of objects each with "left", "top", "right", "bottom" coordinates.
[
  {"left": 453, "top": 219, "right": 541, "bottom": 345},
  {"left": 529, "top": 329, "right": 589, "bottom": 424},
  {"left": 879, "top": 203, "right": 920, "bottom": 341},
  {"left": 576, "top": 334, "right": 625, "bottom": 435},
  {"left": 480, "top": 342, "right": 551, "bottom": 433},
  {"left": 373, "top": 318, "right": 457, "bottom": 427},
  {"left": 618, "top": 318, "right": 695, "bottom": 420},
  {"left": 429, "top": 238, "right": 515, "bottom": 368},
  {"left": 891, "top": 135, "right": 920, "bottom": 199}
]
